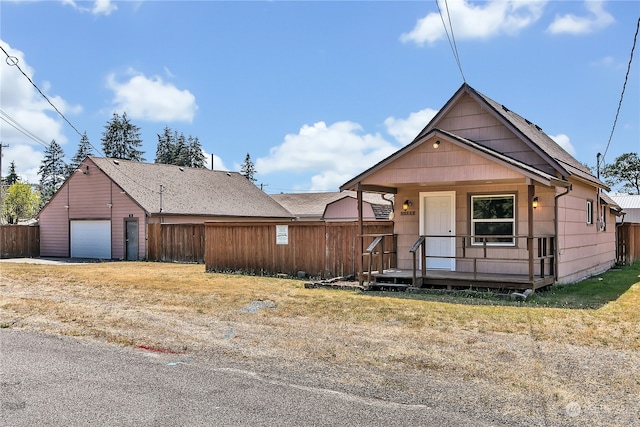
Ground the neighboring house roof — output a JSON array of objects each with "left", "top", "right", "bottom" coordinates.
[
  {"left": 609, "top": 194, "right": 640, "bottom": 221},
  {"left": 600, "top": 192, "right": 623, "bottom": 213},
  {"left": 341, "top": 83, "right": 606, "bottom": 192},
  {"left": 88, "top": 156, "right": 294, "bottom": 218},
  {"left": 270, "top": 191, "right": 392, "bottom": 220},
  {"left": 609, "top": 194, "right": 640, "bottom": 209}
]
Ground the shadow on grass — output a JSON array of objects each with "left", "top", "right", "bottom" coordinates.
[{"left": 365, "top": 261, "right": 640, "bottom": 310}]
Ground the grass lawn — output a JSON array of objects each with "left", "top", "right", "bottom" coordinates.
[{"left": 1, "top": 259, "right": 639, "bottom": 425}]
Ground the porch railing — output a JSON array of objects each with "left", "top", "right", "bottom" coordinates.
[
  {"left": 361, "top": 233, "right": 396, "bottom": 283},
  {"left": 409, "top": 234, "right": 555, "bottom": 287}
]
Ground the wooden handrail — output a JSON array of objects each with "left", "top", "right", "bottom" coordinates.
[
  {"left": 409, "top": 234, "right": 555, "bottom": 284},
  {"left": 361, "top": 234, "right": 397, "bottom": 285}
]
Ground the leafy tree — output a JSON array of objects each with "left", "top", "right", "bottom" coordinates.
[
  {"left": 67, "top": 132, "right": 95, "bottom": 176},
  {"left": 101, "top": 112, "right": 145, "bottom": 161},
  {"left": 38, "top": 140, "right": 66, "bottom": 204},
  {"left": 2, "top": 182, "right": 41, "bottom": 224},
  {"left": 3, "top": 161, "right": 20, "bottom": 186},
  {"left": 240, "top": 152, "right": 257, "bottom": 183},
  {"left": 601, "top": 152, "right": 640, "bottom": 195}
]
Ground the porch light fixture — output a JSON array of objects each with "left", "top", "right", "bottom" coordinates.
[
  {"left": 532, "top": 196, "right": 539, "bottom": 209},
  {"left": 433, "top": 140, "right": 441, "bottom": 149},
  {"left": 402, "top": 200, "right": 412, "bottom": 211}
]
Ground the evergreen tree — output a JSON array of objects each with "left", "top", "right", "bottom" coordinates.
[
  {"left": 101, "top": 112, "right": 145, "bottom": 161},
  {"left": 2, "top": 182, "right": 40, "bottom": 224},
  {"left": 155, "top": 126, "right": 175, "bottom": 164},
  {"left": 240, "top": 152, "right": 257, "bottom": 183},
  {"left": 187, "top": 136, "right": 206, "bottom": 168},
  {"left": 38, "top": 140, "right": 66, "bottom": 203},
  {"left": 4, "top": 161, "right": 20, "bottom": 186},
  {"left": 67, "top": 132, "right": 94, "bottom": 176},
  {"left": 174, "top": 132, "right": 189, "bottom": 167},
  {"left": 154, "top": 128, "right": 205, "bottom": 168}
]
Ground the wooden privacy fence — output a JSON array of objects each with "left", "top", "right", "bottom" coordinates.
[
  {"left": 204, "top": 221, "right": 395, "bottom": 278},
  {"left": 0, "top": 225, "right": 40, "bottom": 258},
  {"left": 617, "top": 222, "right": 640, "bottom": 265},
  {"left": 147, "top": 223, "right": 205, "bottom": 263}
]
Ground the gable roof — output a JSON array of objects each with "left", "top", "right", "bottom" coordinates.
[
  {"left": 341, "top": 83, "right": 606, "bottom": 192},
  {"left": 270, "top": 191, "right": 392, "bottom": 220},
  {"left": 88, "top": 156, "right": 293, "bottom": 218}
]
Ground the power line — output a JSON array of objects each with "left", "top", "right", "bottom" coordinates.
[
  {"left": 602, "top": 16, "right": 639, "bottom": 165},
  {"left": 436, "top": 0, "right": 466, "bottom": 83},
  {"left": 1, "top": 45, "right": 84, "bottom": 139},
  {"left": 0, "top": 109, "right": 51, "bottom": 148}
]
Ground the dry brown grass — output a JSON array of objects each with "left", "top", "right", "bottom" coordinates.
[{"left": 1, "top": 261, "right": 639, "bottom": 426}]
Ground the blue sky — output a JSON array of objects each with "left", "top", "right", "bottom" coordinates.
[{"left": 1, "top": 0, "right": 638, "bottom": 193}]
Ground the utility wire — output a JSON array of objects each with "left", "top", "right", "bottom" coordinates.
[
  {"left": 436, "top": 0, "right": 466, "bottom": 83},
  {"left": 0, "top": 46, "right": 160, "bottom": 194},
  {"left": 1, "top": 45, "right": 84, "bottom": 139},
  {"left": 0, "top": 110, "right": 51, "bottom": 148},
  {"left": 602, "top": 16, "right": 639, "bottom": 164}
]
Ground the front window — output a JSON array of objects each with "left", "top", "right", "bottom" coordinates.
[{"left": 471, "top": 194, "right": 515, "bottom": 245}]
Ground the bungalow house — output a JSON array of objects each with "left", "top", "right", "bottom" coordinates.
[
  {"left": 341, "top": 83, "right": 623, "bottom": 288},
  {"left": 270, "top": 191, "right": 392, "bottom": 221},
  {"left": 38, "top": 156, "right": 293, "bottom": 260}
]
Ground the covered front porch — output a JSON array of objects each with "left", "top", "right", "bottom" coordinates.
[{"left": 360, "top": 232, "right": 556, "bottom": 291}]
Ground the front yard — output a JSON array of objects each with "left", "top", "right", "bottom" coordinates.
[{"left": 1, "top": 261, "right": 638, "bottom": 426}]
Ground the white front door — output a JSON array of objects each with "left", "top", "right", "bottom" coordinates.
[{"left": 420, "top": 191, "right": 455, "bottom": 270}]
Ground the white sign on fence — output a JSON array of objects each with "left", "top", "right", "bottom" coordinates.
[{"left": 276, "top": 225, "right": 289, "bottom": 245}]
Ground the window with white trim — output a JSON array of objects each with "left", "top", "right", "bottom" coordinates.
[
  {"left": 471, "top": 194, "right": 515, "bottom": 245},
  {"left": 586, "top": 200, "right": 593, "bottom": 225}
]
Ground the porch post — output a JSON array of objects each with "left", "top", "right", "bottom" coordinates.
[
  {"left": 357, "top": 184, "right": 364, "bottom": 284},
  {"left": 528, "top": 183, "right": 535, "bottom": 282}
]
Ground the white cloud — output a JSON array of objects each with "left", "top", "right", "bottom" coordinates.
[
  {"left": 203, "top": 151, "right": 229, "bottom": 171},
  {"left": 0, "top": 40, "right": 76, "bottom": 182},
  {"left": 550, "top": 133, "right": 576, "bottom": 156},
  {"left": 401, "top": 0, "right": 546, "bottom": 45},
  {"left": 256, "top": 121, "right": 400, "bottom": 191},
  {"left": 62, "top": 0, "right": 117, "bottom": 16},
  {"left": 547, "top": 1, "right": 614, "bottom": 35},
  {"left": 106, "top": 70, "right": 198, "bottom": 122},
  {"left": 384, "top": 108, "right": 438, "bottom": 145}
]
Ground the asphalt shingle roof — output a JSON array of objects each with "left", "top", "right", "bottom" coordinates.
[
  {"left": 89, "top": 156, "right": 294, "bottom": 218},
  {"left": 270, "top": 191, "right": 392, "bottom": 219}
]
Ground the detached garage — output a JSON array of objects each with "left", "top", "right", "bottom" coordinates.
[
  {"left": 37, "top": 156, "right": 294, "bottom": 260},
  {"left": 70, "top": 221, "right": 111, "bottom": 259}
]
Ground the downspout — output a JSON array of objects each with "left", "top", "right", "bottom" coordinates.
[{"left": 554, "top": 184, "right": 572, "bottom": 281}]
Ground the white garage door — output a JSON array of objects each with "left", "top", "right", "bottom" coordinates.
[{"left": 70, "top": 221, "right": 111, "bottom": 259}]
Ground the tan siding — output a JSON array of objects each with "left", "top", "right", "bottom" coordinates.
[
  {"left": 365, "top": 140, "right": 524, "bottom": 186},
  {"left": 393, "top": 183, "right": 555, "bottom": 276},
  {"left": 39, "top": 185, "right": 70, "bottom": 257},
  {"left": 439, "top": 94, "right": 551, "bottom": 173},
  {"left": 555, "top": 182, "right": 616, "bottom": 283}
]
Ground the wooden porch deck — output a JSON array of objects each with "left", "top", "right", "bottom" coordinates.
[{"left": 363, "top": 268, "right": 554, "bottom": 291}]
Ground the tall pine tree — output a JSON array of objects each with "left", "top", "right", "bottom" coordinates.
[
  {"left": 154, "top": 127, "right": 206, "bottom": 168},
  {"left": 187, "top": 136, "right": 206, "bottom": 168},
  {"left": 101, "top": 112, "right": 145, "bottom": 161},
  {"left": 240, "top": 153, "right": 257, "bottom": 183},
  {"left": 155, "top": 126, "right": 175, "bottom": 164},
  {"left": 3, "top": 161, "right": 20, "bottom": 186},
  {"left": 38, "top": 140, "right": 66, "bottom": 203},
  {"left": 67, "top": 132, "right": 94, "bottom": 176}
]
